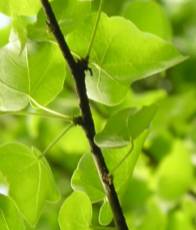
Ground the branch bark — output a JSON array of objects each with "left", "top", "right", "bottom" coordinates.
[{"left": 40, "top": 0, "right": 129, "bottom": 229}]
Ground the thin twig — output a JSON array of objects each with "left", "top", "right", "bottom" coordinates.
[
  {"left": 86, "top": 0, "right": 103, "bottom": 58},
  {"left": 29, "top": 96, "right": 72, "bottom": 121},
  {"left": 40, "top": 1, "right": 129, "bottom": 229},
  {"left": 0, "top": 111, "right": 68, "bottom": 120}
]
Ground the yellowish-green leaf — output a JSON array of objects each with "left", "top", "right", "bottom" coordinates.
[
  {"left": 95, "top": 104, "right": 157, "bottom": 148},
  {"left": 0, "top": 195, "right": 25, "bottom": 230},
  {"left": 58, "top": 191, "right": 92, "bottom": 230},
  {"left": 71, "top": 131, "right": 148, "bottom": 202},
  {"left": 0, "top": 143, "right": 60, "bottom": 225},
  {"left": 122, "top": 0, "right": 172, "bottom": 40},
  {"left": 157, "top": 141, "right": 194, "bottom": 200},
  {"left": 0, "top": 41, "right": 65, "bottom": 111},
  {"left": 67, "top": 13, "right": 187, "bottom": 105},
  {"left": 0, "top": 0, "right": 42, "bottom": 16}
]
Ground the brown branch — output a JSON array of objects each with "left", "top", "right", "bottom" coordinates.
[{"left": 40, "top": 0, "right": 129, "bottom": 229}]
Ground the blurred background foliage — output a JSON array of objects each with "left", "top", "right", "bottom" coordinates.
[{"left": 0, "top": 0, "right": 195, "bottom": 229}]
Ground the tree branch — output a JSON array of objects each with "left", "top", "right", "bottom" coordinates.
[{"left": 40, "top": 0, "right": 129, "bottom": 229}]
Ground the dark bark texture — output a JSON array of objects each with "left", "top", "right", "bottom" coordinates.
[{"left": 40, "top": 1, "right": 129, "bottom": 229}]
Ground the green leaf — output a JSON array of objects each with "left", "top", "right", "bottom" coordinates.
[
  {"left": 0, "top": 82, "right": 28, "bottom": 112},
  {"left": 0, "top": 0, "right": 42, "bottom": 16},
  {"left": 99, "top": 200, "right": 113, "bottom": 226},
  {"left": 71, "top": 153, "right": 104, "bottom": 203},
  {"left": 0, "top": 14, "right": 11, "bottom": 48},
  {"left": 122, "top": 0, "right": 172, "bottom": 40},
  {"left": 12, "top": 16, "right": 30, "bottom": 49},
  {"left": 137, "top": 198, "right": 167, "bottom": 230},
  {"left": 93, "top": 0, "right": 127, "bottom": 16},
  {"left": 167, "top": 210, "right": 195, "bottom": 230},
  {"left": 28, "top": 0, "right": 92, "bottom": 41},
  {"left": 104, "top": 131, "right": 148, "bottom": 190},
  {"left": 95, "top": 104, "right": 157, "bottom": 148},
  {"left": 71, "top": 131, "right": 148, "bottom": 202},
  {"left": 58, "top": 191, "right": 92, "bottom": 230},
  {"left": 0, "top": 143, "right": 60, "bottom": 225},
  {"left": 61, "top": 126, "right": 90, "bottom": 155},
  {"left": 0, "top": 195, "right": 25, "bottom": 230},
  {"left": 67, "top": 13, "right": 187, "bottom": 105},
  {"left": 0, "top": 26, "right": 11, "bottom": 48},
  {"left": 156, "top": 141, "right": 194, "bottom": 200},
  {"left": 0, "top": 40, "right": 65, "bottom": 111},
  {"left": 53, "top": 0, "right": 92, "bottom": 35}
]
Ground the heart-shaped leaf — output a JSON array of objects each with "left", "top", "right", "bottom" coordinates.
[
  {"left": 67, "top": 13, "right": 187, "bottom": 105},
  {"left": 0, "top": 41, "right": 65, "bottom": 111},
  {"left": 0, "top": 143, "right": 60, "bottom": 225}
]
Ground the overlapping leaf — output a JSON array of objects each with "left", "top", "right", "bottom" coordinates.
[
  {"left": 0, "top": 195, "right": 25, "bottom": 230},
  {"left": 0, "top": 0, "right": 42, "bottom": 16},
  {"left": 95, "top": 104, "right": 157, "bottom": 148},
  {"left": 0, "top": 41, "right": 65, "bottom": 111},
  {"left": 28, "top": 0, "right": 92, "bottom": 41},
  {"left": 71, "top": 153, "right": 104, "bottom": 202},
  {"left": 99, "top": 200, "right": 113, "bottom": 226},
  {"left": 71, "top": 131, "right": 148, "bottom": 202},
  {"left": 67, "top": 13, "right": 186, "bottom": 105},
  {"left": 58, "top": 191, "right": 92, "bottom": 230},
  {"left": 0, "top": 143, "right": 60, "bottom": 225},
  {"left": 122, "top": 0, "right": 172, "bottom": 40}
]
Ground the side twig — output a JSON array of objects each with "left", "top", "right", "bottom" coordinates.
[{"left": 40, "top": 0, "right": 129, "bottom": 229}]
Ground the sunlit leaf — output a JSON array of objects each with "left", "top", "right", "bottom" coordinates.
[
  {"left": 99, "top": 200, "right": 113, "bottom": 226},
  {"left": 0, "top": 40, "right": 65, "bottom": 111},
  {"left": 67, "top": 13, "right": 186, "bottom": 105},
  {"left": 0, "top": 143, "right": 60, "bottom": 225},
  {"left": 0, "top": 0, "right": 42, "bottom": 16},
  {"left": 122, "top": 0, "right": 172, "bottom": 40},
  {"left": 28, "top": 0, "right": 92, "bottom": 41},
  {"left": 71, "top": 153, "right": 104, "bottom": 202},
  {"left": 0, "top": 194, "right": 25, "bottom": 230},
  {"left": 58, "top": 191, "right": 92, "bottom": 230}
]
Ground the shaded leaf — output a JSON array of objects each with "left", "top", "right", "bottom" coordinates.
[
  {"left": 71, "top": 153, "right": 104, "bottom": 203},
  {"left": 95, "top": 104, "right": 157, "bottom": 148},
  {"left": 71, "top": 131, "right": 148, "bottom": 202}
]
